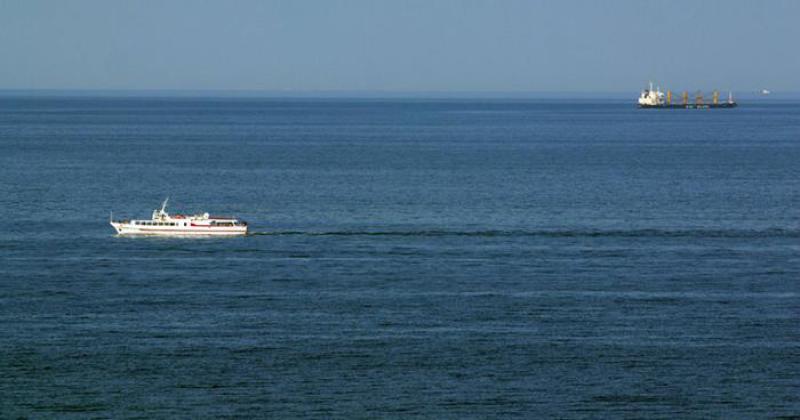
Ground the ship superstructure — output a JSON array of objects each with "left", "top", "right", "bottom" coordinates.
[
  {"left": 638, "top": 81, "right": 737, "bottom": 109},
  {"left": 110, "top": 199, "right": 248, "bottom": 236}
]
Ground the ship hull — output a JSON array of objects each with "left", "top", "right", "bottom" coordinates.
[
  {"left": 639, "top": 103, "right": 738, "bottom": 109},
  {"left": 111, "top": 222, "right": 247, "bottom": 236}
]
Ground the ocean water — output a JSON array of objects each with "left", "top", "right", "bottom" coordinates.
[{"left": 1, "top": 96, "right": 798, "bottom": 418}]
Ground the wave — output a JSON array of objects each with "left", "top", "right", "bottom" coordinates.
[{"left": 247, "top": 228, "right": 799, "bottom": 239}]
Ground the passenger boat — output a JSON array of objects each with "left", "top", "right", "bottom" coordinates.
[{"left": 110, "top": 199, "right": 248, "bottom": 236}]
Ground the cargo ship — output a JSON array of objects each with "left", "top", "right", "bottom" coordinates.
[{"left": 638, "top": 82, "right": 737, "bottom": 109}]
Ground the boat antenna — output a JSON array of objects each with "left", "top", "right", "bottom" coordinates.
[{"left": 161, "top": 197, "right": 169, "bottom": 213}]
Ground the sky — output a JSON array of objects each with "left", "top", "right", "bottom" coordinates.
[{"left": 1, "top": 0, "right": 798, "bottom": 93}]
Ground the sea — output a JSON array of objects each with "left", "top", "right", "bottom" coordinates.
[{"left": 1, "top": 96, "right": 798, "bottom": 418}]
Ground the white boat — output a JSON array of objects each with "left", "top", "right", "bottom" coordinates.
[{"left": 110, "top": 199, "right": 248, "bottom": 236}]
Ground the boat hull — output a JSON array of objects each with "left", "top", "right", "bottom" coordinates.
[
  {"left": 111, "top": 222, "right": 247, "bottom": 236},
  {"left": 639, "top": 103, "right": 738, "bottom": 109}
]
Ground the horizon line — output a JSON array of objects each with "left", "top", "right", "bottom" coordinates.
[{"left": 1, "top": 88, "right": 797, "bottom": 99}]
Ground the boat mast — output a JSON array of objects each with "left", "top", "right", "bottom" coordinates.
[{"left": 153, "top": 197, "right": 169, "bottom": 221}]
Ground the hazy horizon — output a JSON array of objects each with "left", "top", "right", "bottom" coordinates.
[
  {"left": 2, "top": 0, "right": 798, "bottom": 93},
  {"left": 3, "top": 88, "right": 799, "bottom": 100}
]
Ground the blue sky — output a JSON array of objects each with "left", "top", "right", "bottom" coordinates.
[{"left": 1, "top": 0, "right": 798, "bottom": 93}]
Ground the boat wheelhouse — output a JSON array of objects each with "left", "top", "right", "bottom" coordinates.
[{"left": 110, "top": 199, "right": 248, "bottom": 236}]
